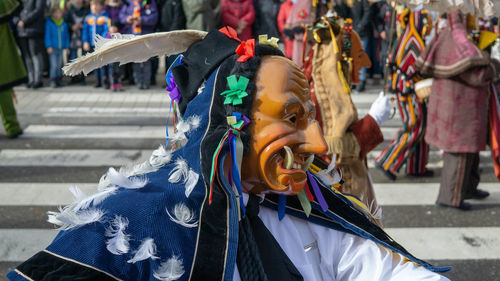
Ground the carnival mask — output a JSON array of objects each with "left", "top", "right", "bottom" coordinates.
[{"left": 241, "top": 56, "right": 328, "bottom": 195}]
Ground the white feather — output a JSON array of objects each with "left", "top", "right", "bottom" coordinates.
[
  {"left": 98, "top": 173, "right": 112, "bottom": 191},
  {"left": 105, "top": 215, "right": 130, "bottom": 255},
  {"left": 149, "top": 145, "right": 172, "bottom": 169},
  {"left": 187, "top": 115, "right": 201, "bottom": 130},
  {"left": 69, "top": 185, "right": 87, "bottom": 202},
  {"left": 63, "top": 30, "right": 207, "bottom": 76},
  {"left": 127, "top": 238, "right": 160, "bottom": 263},
  {"left": 175, "top": 119, "right": 191, "bottom": 134},
  {"left": 71, "top": 186, "right": 119, "bottom": 211},
  {"left": 47, "top": 208, "right": 104, "bottom": 230},
  {"left": 166, "top": 203, "right": 198, "bottom": 228},
  {"left": 107, "top": 167, "right": 149, "bottom": 189},
  {"left": 184, "top": 170, "right": 199, "bottom": 198},
  {"left": 153, "top": 255, "right": 185, "bottom": 281},
  {"left": 168, "top": 158, "right": 189, "bottom": 183}
]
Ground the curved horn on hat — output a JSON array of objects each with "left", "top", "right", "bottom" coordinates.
[{"left": 63, "top": 30, "right": 207, "bottom": 76}]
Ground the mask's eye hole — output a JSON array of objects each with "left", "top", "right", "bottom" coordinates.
[{"left": 289, "top": 115, "right": 297, "bottom": 124}]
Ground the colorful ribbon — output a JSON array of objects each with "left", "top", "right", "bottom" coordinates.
[
  {"left": 258, "top": 34, "right": 279, "bottom": 48},
  {"left": 235, "top": 39, "right": 255, "bottom": 62},
  {"left": 220, "top": 75, "right": 249, "bottom": 106},
  {"left": 209, "top": 113, "right": 250, "bottom": 209},
  {"left": 306, "top": 171, "right": 329, "bottom": 212},
  {"left": 219, "top": 26, "right": 241, "bottom": 42}
]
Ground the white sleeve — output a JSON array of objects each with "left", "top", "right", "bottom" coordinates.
[{"left": 333, "top": 232, "right": 450, "bottom": 281}]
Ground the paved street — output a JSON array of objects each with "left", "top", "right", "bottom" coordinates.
[{"left": 0, "top": 82, "right": 499, "bottom": 281}]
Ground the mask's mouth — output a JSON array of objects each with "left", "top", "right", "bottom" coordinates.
[{"left": 271, "top": 145, "right": 314, "bottom": 194}]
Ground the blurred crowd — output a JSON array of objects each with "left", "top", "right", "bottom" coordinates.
[{"left": 7, "top": 0, "right": 434, "bottom": 92}]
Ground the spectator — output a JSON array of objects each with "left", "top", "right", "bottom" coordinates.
[
  {"left": 1, "top": 0, "right": 25, "bottom": 139},
  {"left": 105, "top": 0, "right": 122, "bottom": 22},
  {"left": 13, "top": 0, "right": 47, "bottom": 89},
  {"left": 182, "top": 0, "right": 220, "bottom": 31},
  {"left": 277, "top": 0, "right": 294, "bottom": 58},
  {"left": 252, "top": 0, "right": 280, "bottom": 39},
  {"left": 159, "top": 0, "right": 185, "bottom": 31},
  {"left": 119, "top": 0, "right": 158, "bottom": 89},
  {"left": 45, "top": 6, "right": 71, "bottom": 88},
  {"left": 106, "top": 20, "right": 123, "bottom": 91},
  {"left": 64, "top": 0, "right": 89, "bottom": 84},
  {"left": 221, "top": 0, "right": 255, "bottom": 41},
  {"left": 373, "top": 0, "right": 396, "bottom": 76},
  {"left": 82, "top": 0, "right": 110, "bottom": 88}
]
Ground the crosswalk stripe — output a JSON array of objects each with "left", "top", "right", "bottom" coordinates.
[
  {"left": 0, "top": 183, "right": 96, "bottom": 206},
  {"left": 20, "top": 125, "right": 167, "bottom": 139},
  {"left": 46, "top": 93, "right": 170, "bottom": 103},
  {"left": 373, "top": 183, "right": 500, "bottom": 206},
  {"left": 46, "top": 107, "right": 169, "bottom": 114},
  {"left": 0, "top": 149, "right": 152, "bottom": 166},
  {"left": 2, "top": 227, "right": 500, "bottom": 262},
  {"left": 0, "top": 229, "right": 56, "bottom": 262},
  {"left": 1, "top": 182, "right": 498, "bottom": 207},
  {"left": 385, "top": 227, "right": 500, "bottom": 260}
]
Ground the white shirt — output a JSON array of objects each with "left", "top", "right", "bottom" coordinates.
[{"left": 233, "top": 199, "right": 450, "bottom": 281}]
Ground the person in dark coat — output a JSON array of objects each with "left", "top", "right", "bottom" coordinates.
[
  {"left": 159, "top": 0, "right": 185, "bottom": 31},
  {"left": 252, "top": 0, "right": 280, "bottom": 39},
  {"left": 119, "top": 0, "right": 158, "bottom": 89},
  {"left": 373, "top": 0, "right": 396, "bottom": 75},
  {"left": 64, "top": 0, "right": 89, "bottom": 84},
  {"left": 351, "top": 0, "right": 373, "bottom": 91},
  {"left": 12, "top": 0, "right": 47, "bottom": 88}
]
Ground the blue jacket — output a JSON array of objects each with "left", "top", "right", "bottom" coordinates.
[
  {"left": 82, "top": 12, "right": 110, "bottom": 46},
  {"left": 44, "top": 17, "right": 70, "bottom": 49}
]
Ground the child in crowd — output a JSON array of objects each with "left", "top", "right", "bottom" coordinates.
[
  {"left": 119, "top": 0, "right": 158, "bottom": 89},
  {"left": 106, "top": 20, "right": 123, "bottom": 91},
  {"left": 82, "top": 0, "right": 110, "bottom": 88},
  {"left": 65, "top": 0, "right": 89, "bottom": 84},
  {"left": 45, "top": 6, "right": 71, "bottom": 88}
]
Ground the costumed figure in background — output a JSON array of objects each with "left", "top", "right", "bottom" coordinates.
[
  {"left": 375, "top": 9, "right": 432, "bottom": 180},
  {"left": 416, "top": 10, "right": 500, "bottom": 210},
  {"left": 283, "top": 0, "right": 316, "bottom": 67},
  {"left": 8, "top": 27, "right": 450, "bottom": 281},
  {"left": 302, "top": 16, "right": 391, "bottom": 226},
  {"left": 0, "top": 0, "right": 25, "bottom": 139}
]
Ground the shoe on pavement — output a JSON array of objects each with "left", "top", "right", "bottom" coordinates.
[
  {"left": 375, "top": 163, "right": 396, "bottom": 181},
  {"left": 408, "top": 169, "right": 434, "bottom": 178},
  {"left": 464, "top": 189, "right": 490, "bottom": 200},
  {"left": 358, "top": 80, "right": 366, "bottom": 92},
  {"left": 7, "top": 129, "right": 23, "bottom": 139},
  {"left": 50, "top": 81, "right": 57, "bottom": 88},
  {"left": 436, "top": 201, "right": 472, "bottom": 211},
  {"left": 32, "top": 82, "right": 43, "bottom": 89}
]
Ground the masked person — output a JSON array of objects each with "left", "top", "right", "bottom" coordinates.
[
  {"left": 8, "top": 27, "right": 450, "bottom": 281},
  {"left": 416, "top": 11, "right": 500, "bottom": 210},
  {"left": 302, "top": 17, "right": 390, "bottom": 226},
  {"left": 375, "top": 9, "right": 433, "bottom": 180}
]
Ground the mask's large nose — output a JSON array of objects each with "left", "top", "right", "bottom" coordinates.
[{"left": 301, "top": 120, "right": 328, "bottom": 154}]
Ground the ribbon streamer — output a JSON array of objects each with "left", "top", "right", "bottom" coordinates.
[
  {"left": 306, "top": 171, "right": 329, "bottom": 212},
  {"left": 297, "top": 189, "right": 312, "bottom": 217},
  {"left": 278, "top": 195, "right": 287, "bottom": 221}
]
